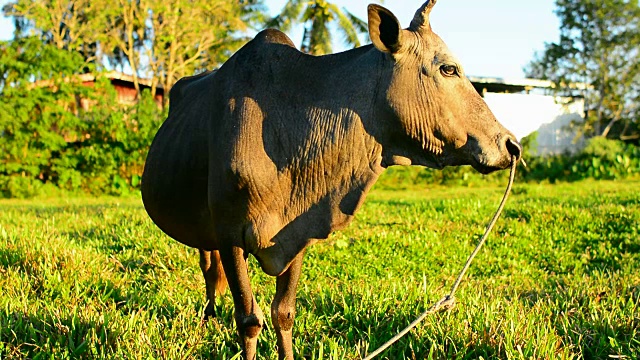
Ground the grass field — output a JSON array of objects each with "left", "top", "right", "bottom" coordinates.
[{"left": 1, "top": 179, "right": 639, "bottom": 359}]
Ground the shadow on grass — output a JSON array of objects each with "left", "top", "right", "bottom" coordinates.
[
  {"left": 0, "top": 203, "right": 141, "bottom": 217},
  {"left": 290, "top": 288, "right": 514, "bottom": 359},
  {"left": 516, "top": 281, "right": 640, "bottom": 359},
  {"left": 1, "top": 310, "right": 123, "bottom": 358},
  {"left": 502, "top": 208, "right": 533, "bottom": 222},
  {"left": 0, "top": 246, "right": 30, "bottom": 272}
]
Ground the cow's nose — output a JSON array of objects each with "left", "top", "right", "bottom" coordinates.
[{"left": 505, "top": 136, "right": 522, "bottom": 162}]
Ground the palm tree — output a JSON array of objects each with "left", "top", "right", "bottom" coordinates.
[{"left": 267, "top": 0, "right": 368, "bottom": 55}]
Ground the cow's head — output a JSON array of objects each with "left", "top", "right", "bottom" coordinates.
[{"left": 368, "top": 1, "right": 521, "bottom": 174}]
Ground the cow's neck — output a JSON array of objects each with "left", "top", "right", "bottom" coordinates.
[
  {"left": 290, "top": 44, "right": 389, "bottom": 164},
  {"left": 300, "top": 49, "right": 387, "bottom": 150},
  {"left": 273, "top": 46, "right": 389, "bottom": 227}
]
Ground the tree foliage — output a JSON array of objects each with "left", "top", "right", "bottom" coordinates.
[
  {"left": 0, "top": 0, "right": 268, "bottom": 197},
  {"left": 268, "top": 0, "right": 368, "bottom": 55},
  {"left": 526, "top": 0, "right": 640, "bottom": 142},
  {"left": 3, "top": 0, "right": 100, "bottom": 61},
  {"left": 144, "top": 0, "right": 265, "bottom": 105},
  {"left": 4, "top": 0, "right": 265, "bottom": 99},
  {"left": 0, "top": 37, "right": 164, "bottom": 197}
]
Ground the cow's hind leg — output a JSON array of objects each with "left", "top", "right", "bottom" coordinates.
[
  {"left": 219, "top": 245, "right": 264, "bottom": 359},
  {"left": 271, "top": 250, "right": 305, "bottom": 360},
  {"left": 198, "top": 249, "right": 227, "bottom": 319}
]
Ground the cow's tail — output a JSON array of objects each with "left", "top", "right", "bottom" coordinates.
[
  {"left": 211, "top": 250, "right": 228, "bottom": 296},
  {"left": 199, "top": 249, "right": 228, "bottom": 300}
]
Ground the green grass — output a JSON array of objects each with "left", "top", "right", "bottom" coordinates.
[{"left": 1, "top": 179, "right": 639, "bottom": 359}]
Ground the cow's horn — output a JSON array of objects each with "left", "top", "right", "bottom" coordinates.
[{"left": 409, "top": 0, "right": 437, "bottom": 32}]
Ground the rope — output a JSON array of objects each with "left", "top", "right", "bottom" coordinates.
[{"left": 362, "top": 155, "right": 518, "bottom": 360}]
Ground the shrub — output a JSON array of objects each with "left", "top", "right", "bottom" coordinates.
[
  {"left": 519, "top": 137, "right": 639, "bottom": 182},
  {"left": 0, "top": 37, "right": 165, "bottom": 197},
  {"left": 570, "top": 137, "right": 640, "bottom": 180}
]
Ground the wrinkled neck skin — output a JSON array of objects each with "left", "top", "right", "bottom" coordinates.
[{"left": 372, "top": 34, "right": 450, "bottom": 170}]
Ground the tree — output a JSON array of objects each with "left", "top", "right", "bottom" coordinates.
[
  {"left": 4, "top": 0, "right": 266, "bottom": 105},
  {"left": 0, "top": 36, "right": 166, "bottom": 197},
  {"left": 101, "top": 0, "right": 265, "bottom": 103},
  {"left": 268, "top": 0, "right": 368, "bottom": 55},
  {"left": 99, "top": 0, "right": 147, "bottom": 94},
  {"left": 0, "top": 36, "right": 93, "bottom": 196},
  {"left": 4, "top": 0, "right": 102, "bottom": 66},
  {"left": 145, "top": 0, "right": 265, "bottom": 104},
  {"left": 526, "top": 0, "right": 640, "bottom": 142}
]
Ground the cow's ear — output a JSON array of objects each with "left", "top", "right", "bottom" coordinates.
[{"left": 368, "top": 4, "right": 403, "bottom": 54}]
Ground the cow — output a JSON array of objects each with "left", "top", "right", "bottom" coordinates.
[{"left": 141, "top": 1, "right": 522, "bottom": 359}]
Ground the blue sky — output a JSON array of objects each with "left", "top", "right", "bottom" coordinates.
[
  {"left": 0, "top": 0, "right": 560, "bottom": 79},
  {"left": 265, "top": 0, "right": 560, "bottom": 79}
]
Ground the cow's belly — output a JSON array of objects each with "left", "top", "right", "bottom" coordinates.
[
  {"left": 142, "top": 173, "right": 214, "bottom": 249},
  {"left": 141, "top": 113, "right": 215, "bottom": 250}
]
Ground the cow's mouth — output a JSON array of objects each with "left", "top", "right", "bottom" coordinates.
[
  {"left": 469, "top": 136, "right": 522, "bottom": 174},
  {"left": 472, "top": 161, "right": 505, "bottom": 175}
]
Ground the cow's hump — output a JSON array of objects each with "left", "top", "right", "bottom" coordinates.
[{"left": 254, "top": 29, "right": 296, "bottom": 48}]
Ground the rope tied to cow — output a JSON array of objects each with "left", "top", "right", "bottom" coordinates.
[{"left": 362, "top": 155, "right": 519, "bottom": 360}]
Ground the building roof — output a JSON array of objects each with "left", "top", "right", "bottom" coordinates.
[
  {"left": 32, "top": 71, "right": 162, "bottom": 90},
  {"left": 468, "top": 76, "right": 589, "bottom": 94}
]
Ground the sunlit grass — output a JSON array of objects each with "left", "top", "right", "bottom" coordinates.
[{"left": 1, "top": 179, "right": 639, "bottom": 359}]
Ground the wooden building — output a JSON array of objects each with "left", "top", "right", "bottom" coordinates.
[
  {"left": 32, "top": 71, "right": 165, "bottom": 108},
  {"left": 79, "top": 71, "right": 165, "bottom": 106}
]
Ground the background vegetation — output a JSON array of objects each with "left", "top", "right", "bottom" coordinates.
[
  {"left": 526, "top": 0, "right": 640, "bottom": 141},
  {"left": 3, "top": 0, "right": 265, "bottom": 102},
  {"left": 0, "top": 36, "right": 165, "bottom": 197},
  {"left": 1, "top": 179, "right": 638, "bottom": 358},
  {"left": 1, "top": 0, "right": 639, "bottom": 197}
]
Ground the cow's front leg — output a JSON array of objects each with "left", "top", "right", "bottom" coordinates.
[
  {"left": 219, "top": 245, "right": 264, "bottom": 359},
  {"left": 271, "top": 250, "right": 305, "bottom": 360}
]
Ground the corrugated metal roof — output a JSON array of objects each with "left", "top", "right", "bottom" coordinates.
[{"left": 468, "top": 76, "right": 589, "bottom": 94}]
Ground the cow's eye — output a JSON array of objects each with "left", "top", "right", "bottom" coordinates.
[{"left": 440, "top": 64, "right": 458, "bottom": 77}]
